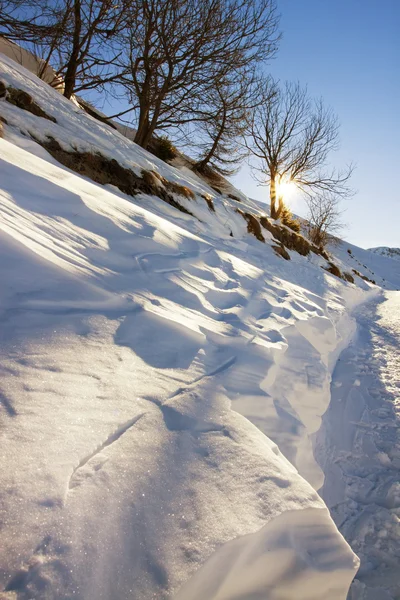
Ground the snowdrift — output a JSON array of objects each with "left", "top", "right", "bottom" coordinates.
[{"left": 0, "top": 52, "right": 399, "bottom": 599}]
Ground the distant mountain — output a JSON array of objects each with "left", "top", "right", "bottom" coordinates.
[{"left": 369, "top": 247, "right": 400, "bottom": 261}]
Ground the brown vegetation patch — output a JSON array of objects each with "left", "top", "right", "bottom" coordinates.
[
  {"left": 37, "top": 137, "right": 194, "bottom": 216},
  {"left": 141, "top": 169, "right": 195, "bottom": 200},
  {"left": 324, "top": 262, "right": 342, "bottom": 278},
  {"left": 343, "top": 272, "right": 355, "bottom": 283},
  {"left": 315, "top": 247, "right": 330, "bottom": 260},
  {"left": 201, "top": 194, "right": 215, "bottom": 212},
  {"left": 260, "top": 217, "right": 310, "bottom": 255},
  {"left": 352, "top": 269, "right": 376, "bottom": 285},
  {"left": 6, "top": 86, "right": 57, "bottom": 122},
  {"left": 141, "top": 169, "right": 163, "bottom": 189},
  {"left": 227, "top": 193, "right": 242, "bottom": 203},
  {"left": 272, "top": 244, "right": 290, "bottom": 260},
  {"left": 194, "top": 163, "right": 228, "bottom": 194},
  {"left": 261, "top": 216, "right": 331, "bottom": 260},
  {"left": 236, "top": 209, "right": 265, "bottom": 242},
  {"left": 166, "top": 181, "right": 195, "bottom": 200},
  {"left": 0, "top": 81, "right": 7, "bottom": 99},
  {"left": 148, "top": 135, "right": 178, "bottom": 162},
  {"left": 280, "top": 205, "right": 301, "bottom": 233}
]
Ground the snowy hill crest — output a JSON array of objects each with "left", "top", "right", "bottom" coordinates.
[{"left": 369, "top": 246, "right": 400, "bottom": 261}]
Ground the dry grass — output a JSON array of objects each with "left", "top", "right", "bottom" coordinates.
[
  {"left": 227, "top": 193, "right": 242, "bottom": 203},
  {"left": 38, "top": 137, "right": 195, "bottom": 216},
  {"left": 141, "top": 169, "right": 195, "bottom": 200},
  {"left": 6, "top": 86, "right": 57, "bottom": 122},
  {"left": 148, "top": 135, "right": 178, "bottom": 162},
  {"left": 201, "top": 194, "right": 215, "bottom": 212},
  {"left": 260, "top": 216, "right": 310, "bottom": 256},
  {"left": 236, "top": 209, "right": 265, "bottom": 242},
  {"left": 0, "top": 80, "right": 7, "bottom": 99},
  {"left": 165, "top": 181, "right": 195, "bottom": 200},
  {"left": 77, "top": 98, "right": 117, "bottom": 130},
  {"left": 324, "top": 262, "right": 342, "bottom": 278},
  {"left": 343, "top": 272, "right": 355, "bottom": 283},
  {"left": 280, "top": 205, "right": 301, "bottom": 233},
  {"left": 194, "top": 163, "right": 229, "bottom": 195},
  {"left": 272, "top": 244, "right": 290, "bottom": 260}
]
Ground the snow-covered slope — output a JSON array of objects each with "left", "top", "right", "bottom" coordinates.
[
  {"left": 369, "top": 247, "right": 400, "bottom": 262},
  {"left": 0, "top": 53, "right": 399, "bottom": 599}
]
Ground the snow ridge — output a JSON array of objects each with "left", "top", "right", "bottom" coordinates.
[{"left": 68, "top": 412, "right": 146, "bottom": 491}]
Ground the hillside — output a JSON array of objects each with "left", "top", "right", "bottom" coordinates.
[
  {"left": 0, "top": 53, "right": 399, "bottom": 600},
  {"left": 369, "top": 247, "right": 400, "bottom": 262}
]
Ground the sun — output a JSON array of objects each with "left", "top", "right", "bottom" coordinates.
[{"left": 276, "top": 177, "right": 297, "bottom": 199}]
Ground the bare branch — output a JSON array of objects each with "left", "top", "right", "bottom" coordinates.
[{"left": 247, "top": 78, "right": 355, "bottom": 219}]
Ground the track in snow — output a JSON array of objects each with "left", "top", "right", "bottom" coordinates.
[{"left": 316, "top": 292, "right": 400, "bottom": 600}]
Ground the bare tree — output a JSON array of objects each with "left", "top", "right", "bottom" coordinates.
[
  {"left": 193, "top": 70, "right": 259, "bottom": 175},
  {"left": 121, "top": 0, "right": 280, "bottom": 149},
  {"left": 0, "top": 0, "right": 128, "bottom": 98},
  {"left": 0, "top": 0, "right": 54, "bottom": 43},
  {"left": 54, "top": 0, "right": 128, "bottom": 99},
  {"left": 305, "top": 193, "right": 345, "bottom": 248},
  {"left": 247, "top": 79, "right": 354, "bottom": 219}
]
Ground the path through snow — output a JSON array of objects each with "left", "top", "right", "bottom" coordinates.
[{"left": 317, "top": 292, "right": 400, "bottom": 600}]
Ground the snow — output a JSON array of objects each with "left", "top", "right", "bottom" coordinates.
[
  {"left": 316, "top": 292, "right": 400, "bottom": 599},
  {"left": 0, "top": 52, "right": 399, "bottom": 599},
  {"left": 175, "top": 507, "right": 357, "bottom": 600},
  {"left": 369, "top": 247, "right": 400, "bottom": 262}
]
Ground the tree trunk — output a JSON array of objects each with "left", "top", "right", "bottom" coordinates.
[
  {"left": 134, "top": 90, "right": 152, "bottom": 147},
  {"left": 63, "top": 60, "right": 79, "bottom": 99},
  {"left": 63, "top": 0, "right": 82, "bottom": 99},
  {"left": 269, "top": 176, "right": 277, "bottom": 219},
  {"left": 141, "top": 124, "right": 156, "bottom": 150},
  {"left": 196, "top": 110, "right": 227, "bottom": 172}
]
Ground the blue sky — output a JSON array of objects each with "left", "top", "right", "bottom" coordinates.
[{"left": 231, "top": 0, "right": 400, "bottom": 248}]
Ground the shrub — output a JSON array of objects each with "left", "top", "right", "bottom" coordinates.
[
  {"left": 149, "top": 135, "right": 178, "bottom": 162},
  {"left": 306, "top": 224, "right": 327, "bottom": 248},
  {"left": 279, "top": 205, "right": 301, "bottom": 233},
  {"left": 260, "top": 216, "right": 310, "bottom": 256}
]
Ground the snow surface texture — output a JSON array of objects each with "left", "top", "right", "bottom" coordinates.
[
  {"left": 316, "top": 292, "right": 400, "bottom": 600},
  {"left": 0, "top": 53, "right": 399, "bottom": 599}
]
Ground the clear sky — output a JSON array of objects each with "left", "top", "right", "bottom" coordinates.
[{"left": 231, "top": 0, "right": 400, "bottom": 249}]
